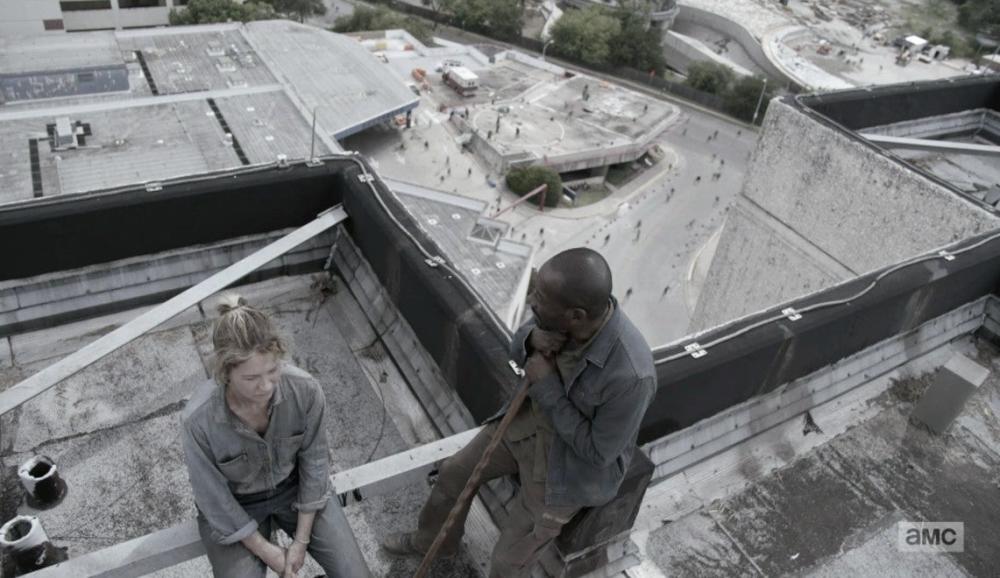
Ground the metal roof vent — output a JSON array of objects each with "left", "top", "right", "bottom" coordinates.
[{"left": 53, "top": 117, "right": 79, "bottom": 150}]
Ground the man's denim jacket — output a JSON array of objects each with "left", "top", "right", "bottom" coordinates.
[
  {"left": 508, "top": 300, "right": 657, "bottom": 507},
  {"left": 181, "top": 365, "right": 330, "bottom": 544}
]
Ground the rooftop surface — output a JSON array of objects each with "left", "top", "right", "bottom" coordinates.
[
  {"left": 0, "top": 90, "right": 323, "bottom": 203},
  {"left": 0, "top": 33, "right": 122, "bottom": 76},
  {"left": 0, "top": 21, "right": 421, "bottom": 206},
  {"left": 439, "top": 59, "right": 676, "bottom": 169},
  {"left": 469, "top": 70, "right": 674, "bottom": 155},
  {"left": 635, "top": 334, "right": 1000, "bottom": 578}
]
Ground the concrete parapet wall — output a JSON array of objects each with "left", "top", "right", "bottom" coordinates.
[
  {"left": 0, "top": 230, "right": 335, "bottom": 335},
  {"left": 745, "top": 101, "right": 999, "bottom": 273},
  {"left": 691, "top": 198, "right": 843, "bottom": 331},
  {"left": 456, "top": 120, "right": 512, "bottom": 173},
  {"left": 496, "top": 49, "right": 567, "bottom": 76},
  {"left": 61, "top": 6, "right": 171, "bottom": 31},
  {"left": 661, "top": 29, "right": 753, "bottom": 76},
  {"left": 690, "top": 99, "right": 1000, "bottom": 332},
  {"left": 543, "top": 141, "right": 645, "bottom": 173},
  {"left": 864, "top": 109, "right": 999, "bottom": 139}
]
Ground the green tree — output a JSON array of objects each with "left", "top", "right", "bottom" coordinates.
[
  {"left": 441, "top": 0, "right": 524, "bottom": 40},
  {"left": 608, "top": 9, "right": 666, "bottom": 74},
  {"left": 550, "top": 6, "right": 621, "bottom": 67},
  {"left": 958, "top": 0, "right": 1000, "bottom": 36},
  {"left": 685, "top": 61, "right": 735, "bottom": 95},
  {"left": 264, "top": 0, "right": 326, "bottom": 22},
  {"left": 332, "top": 6, "right": 433, "bottom": 44},
  {"left": 169, "top": 0, "right": 275, "bottom": 25},
  {"left": 506, "top": 165, "right": 563, "bottom": 208},
  {"left": 723, "top": 75, "right": 772, "bottom": 124}
]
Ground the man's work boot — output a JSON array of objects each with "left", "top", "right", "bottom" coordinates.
[
  {"left": 381, "top": 532, "right": 424, "bottom": 558},
  {"left": 382, "top": 532, "right": 459, "bottom": 558}
]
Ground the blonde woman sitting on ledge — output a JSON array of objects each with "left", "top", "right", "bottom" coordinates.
[{"left": 182, "top": 295, "right": 370, "bottom": 578}]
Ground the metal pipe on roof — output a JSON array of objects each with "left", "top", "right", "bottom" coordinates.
[
  {"left": 863, "top": 134, "right": 1000, "bottom": 158},
  {"left": 0, "top": 516, "right": 68, "bottom": 574},
  {"left": 18, "top": 455, "right": 68, "bottom": 510}
]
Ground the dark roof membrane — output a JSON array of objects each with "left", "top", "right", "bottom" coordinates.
[{"left": 794, "top": 75, "right": 1000, "bottom": 131}]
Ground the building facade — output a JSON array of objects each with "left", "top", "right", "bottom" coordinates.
[{"left": 0, "top": 0, "right": 188, "bottom": 35}]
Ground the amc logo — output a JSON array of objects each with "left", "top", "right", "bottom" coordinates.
[{"left": 897, "top": 522, "right": 964, "bottom": 553}]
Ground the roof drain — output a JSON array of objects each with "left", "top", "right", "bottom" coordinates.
[
  {"left": 0, "top": 515, "right": 68, "bottom": 573},
  {"left": 18, "top": 455, "right": 68, "bottom": 509}
]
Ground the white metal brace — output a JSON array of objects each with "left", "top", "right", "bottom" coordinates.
[
  {"left": 782, "top": 307, "right": 803, "bottom": 321},
  {"left": 685, "top": 342, "right": 707, "bottom": 359}
]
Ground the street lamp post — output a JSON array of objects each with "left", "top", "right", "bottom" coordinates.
[
  {"left": 752, "top": 78, "right": 769, "bottom": 125},
  {"left": 542, "top": 40, "right": 555, "bottom": 61}
]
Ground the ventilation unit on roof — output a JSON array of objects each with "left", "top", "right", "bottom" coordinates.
[
  {"left": 53, "top": 117, "right": 80, "bottom": 150},
  {"left": 469, "top": 218, "right": 509, "bottom": 246}
]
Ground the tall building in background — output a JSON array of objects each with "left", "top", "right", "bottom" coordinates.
[{"left": 0, "top": 0, "right": 188, "bottom": 34}]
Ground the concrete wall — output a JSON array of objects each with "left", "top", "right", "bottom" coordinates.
[
  {"left": 675, "top": 5, "right": 797, "bottom": 87},
  {"left": 60, "top": 1, "right": 173, "bottom": 31},
  {"left": 691, "top": 198, "right": 845, "bottom": 331},
  {"left": 0, "top": 229, "right": 335, "bottom": 335},
  {"left": 458, "top": 121, "right": 508, "bottom": 173},
  {"left": 62, "top": 7, "right": 171, "bottom": 31},
  {"left": 61, "top": 9, "right": 117, "bottom": 31},
  {"left": 689, "top": 98, "right": 1000, "bottom": 332},
  {"left": 661, "top": 29, "right": 753, "bottom": 76},
  {"left": 0, "top": 0, "right": 63, "bottom": 35},
  {"left": 497, "top": 49, "right": 567, "bottom": 76},
  {"left": 865, "top": 109, "right": 998, "bottom": 139}
]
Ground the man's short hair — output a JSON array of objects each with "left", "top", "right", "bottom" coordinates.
[{"left": 544, "top": 248, "right": 613, "bottom": 319}]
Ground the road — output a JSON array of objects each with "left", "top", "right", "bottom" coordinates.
[
  {"left": 308, "top": 0, "right": 355, "bottom": 28},
  {"left": 510, "top": 109, "right": 757, "bottom": 347},
  {"left": 324, "top": 8, "right": 760, "bottom": 347}
]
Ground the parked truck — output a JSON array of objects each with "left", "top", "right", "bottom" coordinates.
[{"left": 442, "top": 66, "right": 478, "bottom": 97}]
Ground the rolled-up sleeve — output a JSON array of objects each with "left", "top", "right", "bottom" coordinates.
[
  {"left": 181, "top": 422, "right": 257, "bottom": 545},
  {"left": 294, "top": 381, "right": 331, "bottom": 512}
]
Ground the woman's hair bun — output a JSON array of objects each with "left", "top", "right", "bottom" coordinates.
[{"left": 216, "top": 293, "right": 248, "bottom": 316}]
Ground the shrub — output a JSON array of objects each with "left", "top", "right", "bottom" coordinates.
[{"left": 506, "top": 165, "right": 562, "bottom": 208}]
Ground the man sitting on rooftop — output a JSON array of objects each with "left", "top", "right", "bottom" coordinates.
[{"left": 383, "top": 248, "right": 658, "bottom": 577}]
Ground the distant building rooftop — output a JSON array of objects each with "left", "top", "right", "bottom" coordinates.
[
  {"left": 0, "top": 21, "right": 419, "bottom": 206},
  {"left": 385, "top": 178, "right": 533, "bottom": 327},
  {"left": 355, "top": 31, "right": 677, "bottom": 176},
  {"left": 444, "top": 57, "right": 676, "bottom": 174}
]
